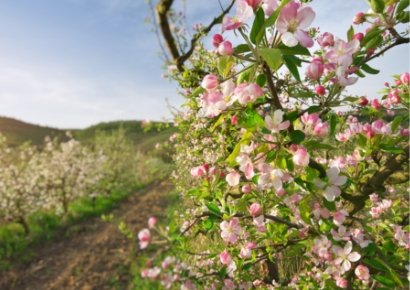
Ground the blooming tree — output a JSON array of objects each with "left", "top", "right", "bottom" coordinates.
[{"left": 139, "top": 0, "right": 409, "bottom": 288}]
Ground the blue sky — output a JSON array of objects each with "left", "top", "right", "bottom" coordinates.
[{"left": 0, "top": 0, "right": 408, "bottom": 128}]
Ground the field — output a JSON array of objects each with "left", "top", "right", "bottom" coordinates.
[{"left": 0, "top": 116, "right": 176, "bottom": 289}]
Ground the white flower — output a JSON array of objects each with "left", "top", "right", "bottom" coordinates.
[{"left": 333, "top": 241, "right": 361, "bottom": 273}]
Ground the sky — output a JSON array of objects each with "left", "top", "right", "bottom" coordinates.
[{"left": 0, "top": 0, "right": 408, "bottom": 129}]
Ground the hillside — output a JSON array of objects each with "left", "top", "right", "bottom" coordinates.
[
  {"left": 0, "top": 116, "right": 176, "bottom": 150},
  {"left": 0, "top": 117, "right": 68, "bottom": 146}
]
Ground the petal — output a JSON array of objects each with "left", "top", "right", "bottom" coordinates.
[
  {"left": 281, "top": 32, "right": 298, "bottom": 47},
  {"left": 296, "top": 30, "right": 314, "bottom": 48},
  {"left": 342, "top": 260, "right": 351, "bottom": 272},
  {"left": 334, "top": 175, "right": 347, "bottom": 186},
  {"left": 344, "top": 241, "right": 353, "bottom": 253},
  {"left": 348, "top": 252, "right": 361, "bottom": 262},
  {"left": 273, "top": 109, "right": 284, "bottom": 124},
  {"left": 296, "top": 6, "right": 315, "bottom": 29}
]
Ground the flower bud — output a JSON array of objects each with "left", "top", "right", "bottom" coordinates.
[
  {"left": 212, "top": 34, "right": 224, "bottom": 48},
  {"left": 353, "top": 12, "right": 366, "bottom": 24},
  {"left": 218, "top": 40, "right": 233, "bottom": 56},
  {"left": 353, "top": 32, "right": 364, "bottom": 41},
  {"left": 249, "top": 202, "right": 262, "bottom": 217},
  {"left": 359, "top": 96, "right": 368, "bottom": 106},
  {"left": 306, "top": 61, "right": 324, "bottom": 80},
  {"left": 317, "top": 32, "right": 334, "bottom": 47},
  {"left": 400, "top": 72, "right": 409, "bottom": 84},
  {"left": 201, "top": 74, "right": 219, "bottom": 91},
  {"left": 315, "top": 85, "right": 326, "bottom": 96}
]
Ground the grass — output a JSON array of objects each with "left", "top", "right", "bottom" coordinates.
[{"left": 0, "top": 183, "right": 145, "bottom": 271}]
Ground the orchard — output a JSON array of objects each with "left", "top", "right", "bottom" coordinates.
[{"left": 138, "top": 0, "right": 410, "bottom": 289}]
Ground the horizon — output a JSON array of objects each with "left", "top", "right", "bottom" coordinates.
[{"left": 0, "top": 0, "right": 408, "bottom": 128}]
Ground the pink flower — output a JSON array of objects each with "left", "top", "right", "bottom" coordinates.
[
  {"left": 201, "top": 74, "right": 219, "bottom": 91},
  {"left": 233, "top": 83, "right": 264, "bottom": 105},
  {"left": 400, "top": 72, "right": 409, "bottom": 84},
  {"left": 220, "top": 218, "right": 242, "bottom": 244},
  {"left": 245, "top": 0, "right": 262, "bottom": 9},
  {"left": 138, "top": 228, "right": 151, "bottom": 249},
  {"left": 222, "top": 0, "right": 253, "bottom": 31},
  {"left": 200, "top": 91, "right": 226, "bottom": 117},
  {"left": 249, "top": 202, "right": 262, "bottom": 217},
  {"left": 292, "top": 147, "right": 310, "bottom": 167},
  {"left": 261, "top": 0, "right": 278, "bottom": 16},
  {"left": 276, "top": 1, "right": 315, "bottom": 47},
  {"left": 218, "top": 40, "right": 234, "bottom": 56},
  {"left": 226, "top": 170, "right": 240, "bottom": 186},
  {"left": 335, "top": 277, "right": 348, "bottom": 288},
  {"left": 253, "top": 215, "right": 266, "bottom": 232},
  {"left": 265, "top": 109, "right": 290, "bottom": 133},
  {"left": 301, "top": 112, "right": 319, "bottom": 126},
  {"left": 333, "top": 241, "right": 361, "bottom": 273},
  {"left": 313, "top": 121, "right": 329, "bottom": 137},
  {"left": 333, "top": 210, "right": 348, "bottom": 226},
  {"left": 355, "top": 265, "right": 370, "bottom": 281},
  {"left": 190, "top": 165, "right": 207, "bottom": 177},
  {"left": 323, "top": 167, "right": 347, "bottom": 202},
  {"left": 148, "top": 217, "right": 157, "bottom": 229},
  {"left": 220, "top": 249, "right": 232, "bottom": 265},
  {"left": 212, "top": 34, "right": 224, "bottom": 48},
  {"left": 231, "top": 115, "right": 238, "bottom": 125},
  {"left": 306, "top": 60, "right": 324, "bottom": 80},
  {"left": 318, "top": 32, "right": 334, "bottom": 47}
]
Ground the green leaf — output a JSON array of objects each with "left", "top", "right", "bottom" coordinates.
[
  {"left": 347, "top": 25, "right": 354, "bottom": 41},
  {"left": 256, "top": 74, "right": 267, "bottom": 87},
  {"left": 206, "top": 202, "right": 221, "bottom": 216},
  {"left": 323, "top": 200, "right": 336, "bottom": 211},
  {"left": 304, "top": 140, "right": 335, "bottom": 150},
  {"left": 361, "top": 63, "right": 380, "bottom": 74},
  {"left": 379, "top": 145, "right": 404, "bottom": 154},
  {"left": 307, "top": 106, "right": 322, "bottom": 114},
  {"left": 211, "top": 115, "right": 225, "bottom": 132},
  {"left": 237, "top": 65, "right": 255, "bottom": 84},
  {"left": 357, "top": 134, "right": 368, "bottom": 148},
  {"left": 362, "top": 28, "right": 382, "bottom": 45},
  {"left": 289, "top": 130, "right": 305, "bottom": 144},
  {"left": 373, "top": 275, "right": 396, "bottom": 287},
  {"left": 201, "top": 218, "right": 214, "bottom": 231},
  {"left": 285, "top": 110, "right": 300, "bottom": 122},
  {"left": 279, "top": 44, "right": 311, "bottom": 56},
  {"left": 365, "top": 35, "right": 383, "bottom": 50},
  {"left": 239, "top": 108, "right": 265, "bottom": 131},
  {"left": 283, "top": 55, "right": 301, "bottom": 81},
  {"left": 259, "top": 48, "right": 282, "bottom": 71},
  {"left": 190, "top": 86, "right": 205, "bottom": 98},
  {"left": 250, "top": 8, "right": 265, "bottom": 44},
  {"left": 391, "top": 115, "right": 404, "bottom": 132},
  {"left": 397, "top": 10, "right": 410, "bottom": 23},
  {"left": 217, "top": 56, "right": 234, "bottom": 78},
  {"left": 370, "top": 0, "right": 385, "bottom": 13},
  {"left": 226, "top": 131, "right": 252, "bottom": 166},
  {"left": 299, "top": 198, "right": 311, "bottom": 224},
  {"left": 234, "top": 44, "right": 251, "bottom": 54},
  {"left": 329, "top": 114, "right": 338, "bottom": 136},
  {"left": 396, "top": 0, "right": 409, "bottom": 15}
]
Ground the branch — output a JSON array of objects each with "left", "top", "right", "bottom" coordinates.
[
  {"left": 263, "top": 63, "right": 283, "bottom": 110},
  {"left": 156, "top": 0, "right": 235, "bottom": 72},
  {"left": 365, "top": 37, "right": 409, "bottom": 64}
]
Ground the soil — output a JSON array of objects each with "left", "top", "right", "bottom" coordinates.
[{"left": 0, "top": 180, "right": 172, "bottom": 290}]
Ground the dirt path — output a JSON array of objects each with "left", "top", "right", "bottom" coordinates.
[{"left": 0, "top": 180, "right": 173, "bottom": 290}]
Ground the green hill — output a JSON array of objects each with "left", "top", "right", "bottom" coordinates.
[{"left": 0, "top": 117, "right": 176, "bottom": 151}]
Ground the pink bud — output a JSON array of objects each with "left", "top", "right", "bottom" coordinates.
[
  {"left": 370, "top": 99, "right": 381, "bottom": 109},
  {"left": 400, "top": 128, "right": 410, "bottom": 137},
  {"left": 241, "top": 184, "right": 252, "bottom": 193},
  {"left": 201, "top": 74, "right": 219, "bottom": 91},
  {"left": 276, "top": 188, "right": 286, "bottom": 197},
  {"left": 336, "top": 278, "right": 348, "bottom": 289},
  {"left": 313, "top": 121, "right": 329, "bottom": 137},
  {"left": 138, "top": 228, "right": 151, "bottom": 249},
  {"left": 353, "top": 12, "right": 366, "bottom": 24},
  {"left": 306, "top": 61, "right": 324, "bottom": 80},
  {"left": 400, "top": 72, "right": 410, "bottom": 84},
  {"left": 315, "top": 85, "right": 326, "bottom": 96},
  {"left": 355, "top": 265, "right": 370, "bottom": 281},
  {"left": 359, "top": 96, "right": 368, "bottom": 106},
  {"left": 212, "top": 34, "right": 224, "bottom": 48},
  {"left": 353, "top": 32, "right": 364, "bottom": 41},
  {"left": 317, "top": 32, "right": 334, "bottom": 47},
  {"left": 231, "top": 115, "right": 238, "bottom": 125},
  {"left": 249, "top": 202, "right": 262, "bottom": 217},
  {"left": 219, "top": 250, "right": 232, "bottom": 265},
  {"left": 218, "top": 40, "right": 233, "bottom": 56},
  {"left": 245, "top": 0, "right": 262, "bottom": 9},
  {"left": 148, "top": 217, "right": 157, "bottom": 229}
]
